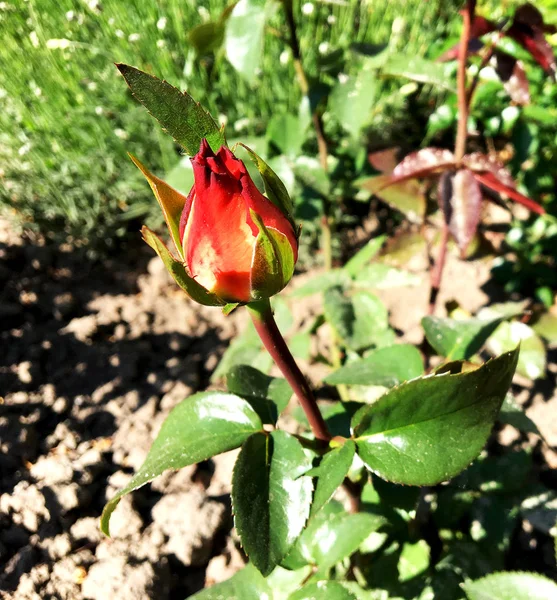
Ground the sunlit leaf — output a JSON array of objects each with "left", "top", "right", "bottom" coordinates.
[
  {"left": 485, "top": 321, "right": 546, "bottom": 380},
  {"left": 422, "top": 315, "right": 503, "bottom": 360},
  {"left": 329, "top": 68, "right": 377, "bottom": 137},
  {"left": 232, "top": 430, "right": 313, "bottom": 576},
  {"left": 290, "top": 581, "right": 358, "bottom": 600},
  {"left": 324, "top": 288, "right": 393, "bottom": 351},
  {"left": 116, "top": 64, "right": 224, "bottom": 154},
  {"left": 226, "top": 365, "right": 291, "bottom": 425},
  {"left": 325, "top": 344, "right": 424, "bottom": 387},
  {"left": 310, "top": 441, "right": 356, "bottom": 517},
  {"left": 344, "top": 236, "right": 387, "bottom": 277},
  {"left": 225, "top": 0, "right": 270, "bottom": 83},
  {"left": 354, "top": 263, "right": 421, "bottom": 289},
  {"left": 463, "top": 571, "right": 557, "bottom": 600},
  {"left": 189, "top": 563, "right": 272, "bottom": 599},
  {"left": 355, "top": 175, "right": 426, "bottom": 223},
  {"left": 381, "top": 54, "right": 456, "bottom": 91},
  {"left": 353, "top": 349, "right": 519, "bottom": 485},
  {"left": 101, "top": 392, "right": 263, "bottom": 535}
]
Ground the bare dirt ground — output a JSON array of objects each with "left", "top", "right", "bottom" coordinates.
[{"left": 1, "top": 218, "right": 556, "bottom": 599}]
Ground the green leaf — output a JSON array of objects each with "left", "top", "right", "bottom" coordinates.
[
  {"left": 101, "top": 392, "right": 263, "bottom": 535},
  {"left": 324, "top": 288, "right": 393, "bottom": 352},
  {"left": 226, "top": 365, "right": 291, "bottom": 424},
  {"left": 289, "top": 331, "right": 311, "bottom": 360},
  {"left": 164, "top": 155, "right": 194, "bottom": 196},
  {"left": 398, "top": 541, "right": 430, "bottom": 582},
  {"left": 267, "top": 113, "right": 305, "bottom": 157},
  {"left": 290, "top": 581, "right": 358, "bottom": 600},
  {"left": 533, "top": 311, "right": 557, "bottom": 345},
  {"left": 353, "top": 264, "right": 421, "bottom": 290},
  {"left": 232, "top": 430, "right": 313, "bottom": 576},
  {"left": 329, "top": 68, "right": 377, "bottom": 138},
  {"left": 381, "top": 54, "right": 455, "bottom": 91},
  {"left": 499, "top": 394, "right": 543, "bottom": 438},
  {"left": 422, "top": 316, "right": 503, "bottom": 361},
  {"left": 265, "top": 566, "right": 313, "bottom": 600},
  {"left": 344, "top": 236, "right": 387, "bottom": 277},
  {"left": 188, "top": 21, "right": 225, "bottom": 56},
  {"left": 189, "top": 563, "right": 272, "bottom": 599},
  {"left": 240, "top": 143, "right": 295, "bottom": 226},
  {"left": 297, "top": 510, "right": 387, "bottom": 570},
  {"left": 341, "top": 582, "right": 399, "bottom": 600},
  {"left": 211, "top": 323, "right": 271, "bottom": 381},
  {"left": 485, "top": 321, "right": 546, "bottom": 380},
  {"left": 310, "top": 441, "right": 356, "bottom": 517},
  {"left": 116, "top": 64, "right": 224, "bottom": 155},
  {"left": 355, "top": 174, "right": 426, "bottom": 223},
  {"left": 291, "top": 270, "right": 352, "bottom": 298},
  {"left": 225, "top": 0, "right": 269, "bottom": 83},
  {"left": 325, "top": 344, "right": 424, "bottom": 387},
  {"left": 293, "top": 155, "right": 331, "bottom": 196},
  {"left": 353, "top": 349, "right": 519, "bottom": 486},
  {"left": 141, "top": 227, "right": 225, "bottom": 306},
  {"left": 463, "top": 572, "right": 557, "bottom": 600}
]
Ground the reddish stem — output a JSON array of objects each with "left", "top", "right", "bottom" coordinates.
[
  {"left": 428, "top": 224, "right": 450, "bottom": 315},
  {"left": 454, "top": 0, "right": 476, "bottom": 163},
  {"left": 248, "top": 299, "right": 331, "bottom": 442}
]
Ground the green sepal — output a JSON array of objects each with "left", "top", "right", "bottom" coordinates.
[
  {"left": 250, "top": 211, "right": 295, "bottom": 300},
  {"left": 141, "top": 226, "right": 225, "bottom": 306},
  {"left": 131, "top": 154, "right": 186, "bottom": 258},
  {"left": 240, "top": 143, "right": 296, "bottom": 232}
]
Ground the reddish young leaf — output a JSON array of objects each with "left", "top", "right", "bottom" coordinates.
[
  {"left": 507, "top": 3, "right": 556, "bottom": 77},
  {"left": 473, "top": 172, "right": 545, "bottom": 215},
  {"left": 357, "top": 174, "right": 426, "bottom": 224},
  {"left": 377, "top": 148, "right": 455, "bottom": 192},
  {"left": 368, "top": 148, "right": 400, "bottom": 173},
  {"left": 469, "top": 13, "right": 499, "bottom": 38},
  {"left": 463, "top": 152, "right": 516, "bottom": 188},
  {"left": 393, "top": 148, "right": 455, "bottom": 179},
  {"left": 437, "top": 38, "right": 485, "bottom": 62},
  {"left": 439, "top": 169, "right": 482, "bottom": 257},
  {"left": 493, "top": 51, "right": 530, "bottom": 105}
]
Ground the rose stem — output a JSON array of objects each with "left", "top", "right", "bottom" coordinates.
[
  {"left": 248, "top": 299, "right": 359, "bottom": 511},
  {"left": 454, "top": 0, "right": 476, "bottom": 164},
  {"left": 281, "top": 0, "right": 333, "bottom": 270},
  {"left": 430, "top": 0, "right": 475, "bottom": 314},
  {"left": 428, "top": 223, "right": 450, "bottom": 315},
  {"left": 247, "top": 298, "right": 331, "bottom": 443}
]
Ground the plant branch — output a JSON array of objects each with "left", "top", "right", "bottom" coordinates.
[
  {"left": 466, "top": 42, "right": 497, "bottom": 107},
  {"left": 282, "top": 0, "right": 332, "bottom": 269},
  {"left": 454, "top": 0, "right": 476, "bottom": 163},
  {"left": 248, "top": 299, "right": 331, "bottom": 442},
  {"left": 428, "top": 223, "right": 450, "bottom": 315}
]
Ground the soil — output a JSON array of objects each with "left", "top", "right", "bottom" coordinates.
[{"left": 1, "top": 218, "right": 556, "bottom": 599}]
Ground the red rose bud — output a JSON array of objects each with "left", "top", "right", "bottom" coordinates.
[
  {"left": 180, "top": 140, "right": 298, "bottom": 303},
  {"left": 133, "top": 140, "right": 298, "bottom": 306}
]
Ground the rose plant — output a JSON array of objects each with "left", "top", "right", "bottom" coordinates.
[{"left": 98, "top": 55, "right": 557, "bottom": 599}]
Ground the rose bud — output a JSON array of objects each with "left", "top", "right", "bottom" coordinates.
[{"left": 132, "top": 140, "right": 298, "bottom": 307}]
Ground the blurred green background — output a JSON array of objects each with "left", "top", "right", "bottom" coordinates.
[{"left": 1, "top": 0, "right": 556, "bottom": 274}]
